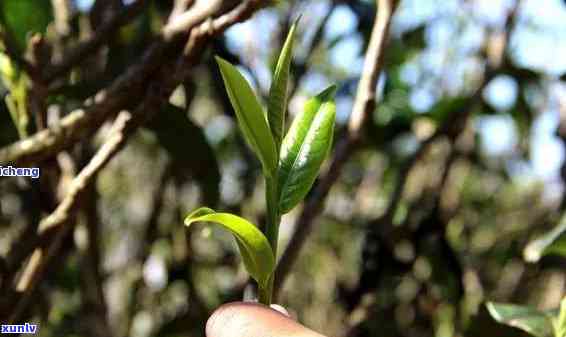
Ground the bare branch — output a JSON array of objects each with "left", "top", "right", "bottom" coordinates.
[
  {"left": 5, "top": 0, "right": 267, "bottom": 323},
  {"left": 341, "top": 0, "right": 524, "bottom": 318},
  {"left": 163, "top": 0, "right": 224, "bottom": 39},
  {"left": 274, "top": 0, "right": 399, "bottom": 299},
  {"left": 347, "top": 0, "right": 398, "bottom": 138},
  {"left": 9, "top": 110, "right": 133, "bottom": 324},
  {"left": 0, "top": 0, "right": 263, "bottom": 167}
]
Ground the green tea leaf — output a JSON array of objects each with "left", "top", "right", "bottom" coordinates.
[
  {"left": 524, "top": 216, "right": 566, "bottom": 262},
  {"left": 216, "top": 56, "right": 278, "bottom": 177},
  {"left": 185, "top": 207, "right": 275, "bottom": 288},
  {"left": 0, "top": 0, "right": 52, "bottom": 51},
  {"left": 278, "top": 85, "right": 336, "bottom": 214},
  {"left": 267, "top": 20, "right": 298, "bottom": 150},
  {"left": 487, "top": 302, "right": 555, "bottom": 337}
]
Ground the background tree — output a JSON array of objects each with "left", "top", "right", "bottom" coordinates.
[{"left": 0, "top": 0, "right": 565, "bottom": 337}]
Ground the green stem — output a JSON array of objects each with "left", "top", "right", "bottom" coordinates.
[
  {"left": 260, "top": 175, "right": 280, "bottom": 305},
  {"left": 258, "top": 280, "right": 272, "bottom": 305}
]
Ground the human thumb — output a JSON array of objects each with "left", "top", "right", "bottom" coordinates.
[{"left": 206, "top": 302, "right": 326, "bottom": 337}]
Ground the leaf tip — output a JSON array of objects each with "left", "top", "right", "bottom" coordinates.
[
  {"left": 214, "top": 55, "right": 231, "bottom": 69},
  {"left": 486, "top": 302, "right": 502, "bottom": 321},
  {"left": 293, "top": 14, "right": 303, "bottom": 26},
  {"left": 318, "top": 84, "right": 338, "bottom": 101},
  {"left": 184, "top": 207, "right": 215, "bottom": 226}
]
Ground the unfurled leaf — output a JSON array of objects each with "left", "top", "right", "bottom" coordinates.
[
  {"left": 278, "top": 85, "right": 336, "bottom": 214},
  {"left": 185, "top": 207, "right": 275, "bottom": 289},
  {"left": 524, "top": 216, "right": 566, "bottom": 263},
  {"left": 267, "top": 20, "right": 298, "bottom": 150},
  {"left": 487, "top": 302, "right": 555, "bottom": 337},
  {"left": 216, "top": 56, "right": 277, "bottom": 177}
]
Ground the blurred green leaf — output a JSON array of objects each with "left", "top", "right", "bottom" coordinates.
[
  {"left": 426, "top": 96, "right": 470, "bottom": 124},
  {"left": 0, "top": 52, "right": 30, "bottom": 138},
  {"left": 524, "top": 216, "right": 566, "bottom": 263},
  {"left": 278, "top": 85, "right": 336, "bottom": 214},
  {"left": 0, "top": 93, "right": 18, "bottom": 146},
  {"left": 216, "top": 56, "right": 278, "bottom": 177},
  {"left": 487, "top": 302, "right": 555, "bottom": 337},
  {"left": 0, "top": 0, "right": 52, "bottom": 51},
  {"left": 185, "top": 207, "right": 275, "bottom": 289},
  {"left": 267, "top": 20, "right": 297, "bottom": 150},
  {"left": 554, "top": 298, "right": 566, "bottom": 337},
  {"left": 146, "top": 104, "right": 220, "bottom": 205}
]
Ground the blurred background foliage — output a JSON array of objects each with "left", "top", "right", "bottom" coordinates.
[{"left": 0, "top": 0, "right": 566, "bottom": 337}]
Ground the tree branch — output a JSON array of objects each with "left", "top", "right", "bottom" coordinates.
[
  {"left": 5, "top": 0, "right": 267, "bottom": 323},
  {"left": 342, "top": 0, "right": 523, "bottom": 317},
  {"left": 8, "top": 109, "right": 135, "bottom": 324},
  {"left": 0, "top": 0, "right": 262, "bottom": 167},
  {"left": 274, "top": 0, "right": 399, "bottom": 299}
]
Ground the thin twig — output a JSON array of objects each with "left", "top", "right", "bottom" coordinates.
[
  {"left": 163, "top": 0, "right": 224, "bottom": 39},
  {"left": 274, "top": 0, "right": 399, "bottom": 299}
]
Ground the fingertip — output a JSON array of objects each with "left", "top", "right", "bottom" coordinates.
[
  {"left": 206, "top": 302, "right": 240, "bottom": 337},
  {"left": 206, "top": 302, "right": 323, "bottom": 337},
  {"left": 207, "top": 302, "right": 266, "bottom": 337}
]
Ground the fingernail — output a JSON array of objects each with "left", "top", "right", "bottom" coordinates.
[{"left": 270, "top": 304, "right": 290, "bottom": 317}]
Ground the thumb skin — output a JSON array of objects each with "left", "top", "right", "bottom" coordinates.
[{"left": 206, "top": 302, "right": 326, "bottom": 337}]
